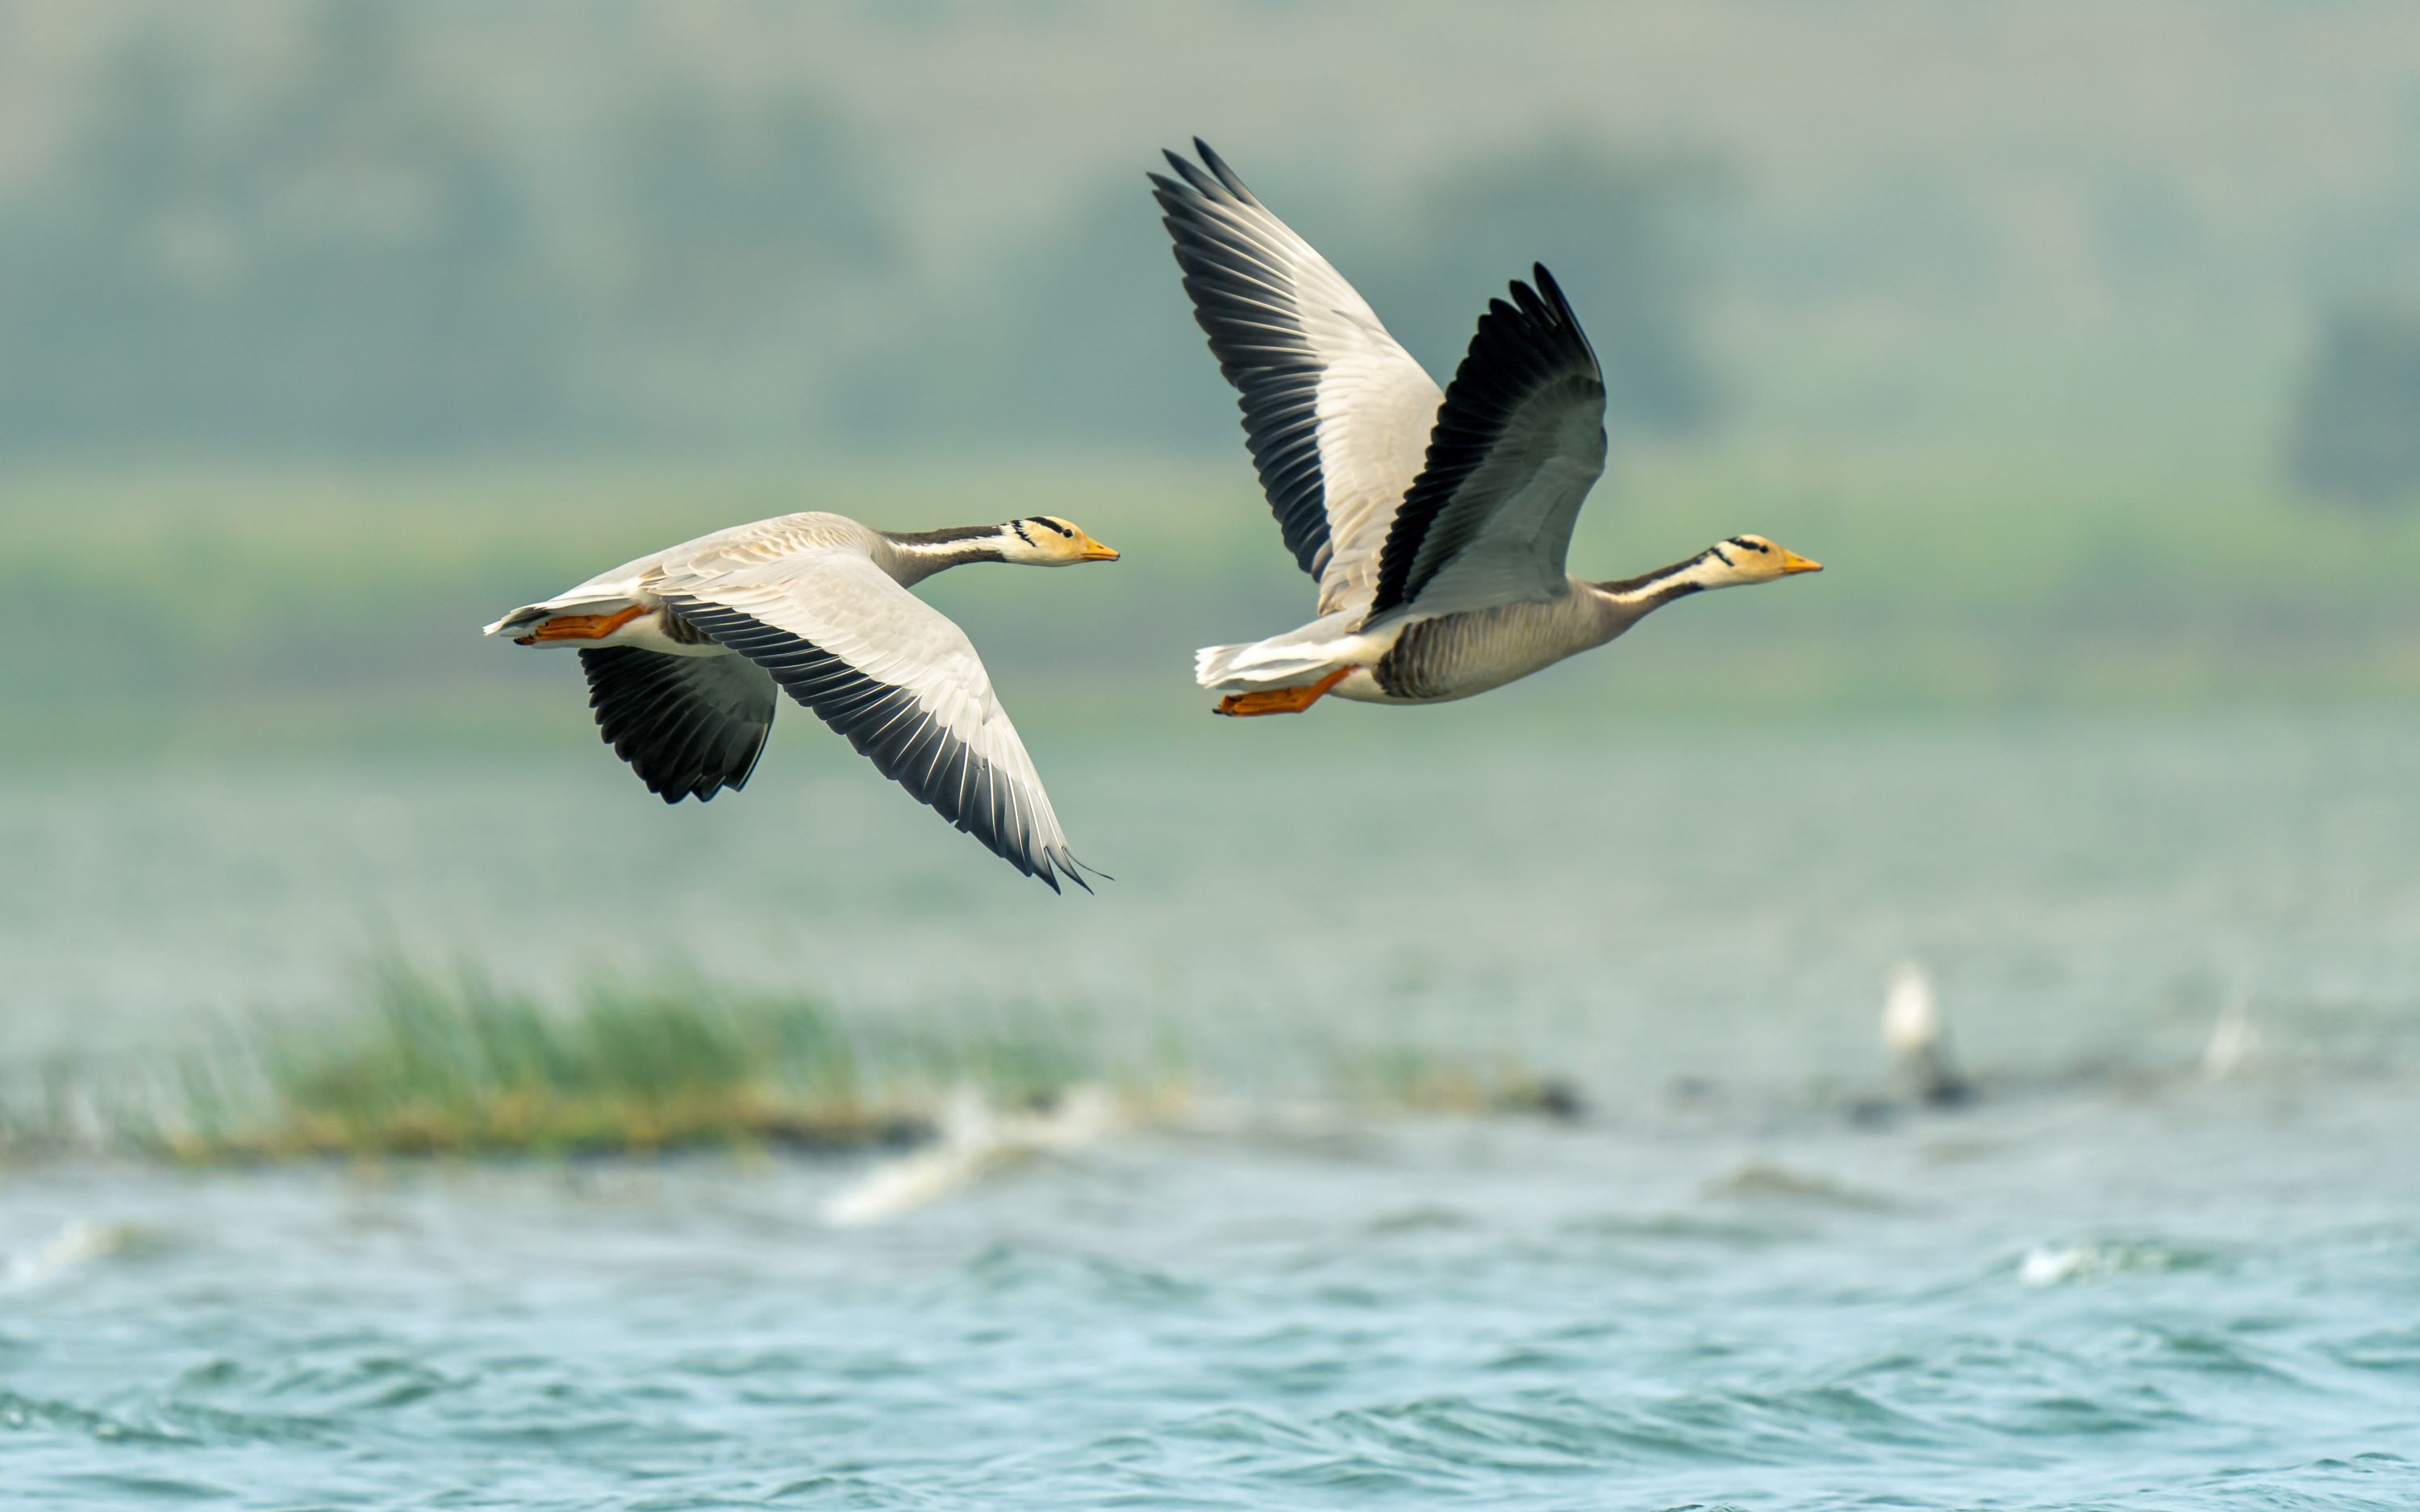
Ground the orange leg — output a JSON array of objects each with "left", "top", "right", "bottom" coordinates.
[
  {"left": 515, "top": 604, "right": 649, "bottom": 646},
  {"left": 1216, "top": 665, "right": 1355, "bottom": 717}
]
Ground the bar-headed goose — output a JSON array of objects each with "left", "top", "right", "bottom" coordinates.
[
  {"left": 1152, "top": 140, "right": 1821, "bottom": 715},
  {"left": 483, "top": 512, "right": 1118, "bottom": 890}
]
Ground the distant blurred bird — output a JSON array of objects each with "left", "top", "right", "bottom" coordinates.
[
  {"left": 2201, "top": 999, "right": 2261, "bottom": 1080},
  {"left": 484, "top": 511, "right": 1118, "bottom": 890},
  {"left": 1882, "top": 961, "right": 1972, "bottom": 1106},
  {"left": 820, "top": 1084, "right": 1120, "bottom": 1227},
  {"left": 1152, "top": 140, "right": 1821, "bottom": 717}
]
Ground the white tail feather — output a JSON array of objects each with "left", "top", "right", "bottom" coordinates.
[
  {"left": 482, "top": 606, "right": 550, "bottom": 638},
  {"left": 1194, "top": 643, "right": 1250, "bottom": 686},
  {"left": 1195, "top": 610, "right": 1379, "bottom": 691},
  {"left": 1194, "top": 640, "right": 1346, "bottom": 692},
  {"left": 482, "top": 593, "right": 637, "bottom": 639}
]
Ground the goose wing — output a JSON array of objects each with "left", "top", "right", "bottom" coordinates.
[
  {"left": 1362, "top": 265, "right": 1607, "bottom": 627},
  {"left": 655, "top": 549, "right": 1091, "bottom": 892},
  {"left": 580, "top": 647, "right": 775, "bottom": 804},
  {"left": 1152, "top": 139, "right": 1442, "bottom": 618}
]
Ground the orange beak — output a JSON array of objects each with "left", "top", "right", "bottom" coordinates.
[
  {"left": 1079, "top": 534, "right": 1120, "bottom": 562},
  {"left": 1780, "top": 550, "right": 1822, "bottom": 575}
]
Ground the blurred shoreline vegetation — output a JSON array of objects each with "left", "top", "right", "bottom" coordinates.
[
  {"left": 0, "top": 1, "right": 2413, "bottom": 467},
  {"left": 839, "top": 134, "right": 1725, "bottom": 452},
  {"left": 0, "top": 7, "right": 897, "bottom": 452},
  {"left": 0, "top": 958, "right": 1561, "bottom": 1163},
  {"left": 0, "top": 8, "right": 1719, "bottom": 458},
  {"left": 4, "top": 445, "right": 2418, "bottom": 765},
  {"left": 2288, "top": 303, "right": 2420, "bottom": 511}
]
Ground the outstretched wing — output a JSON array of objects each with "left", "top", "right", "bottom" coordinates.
[
  {"left": 1151, "top": 138, "right": 1442, "bottom": 618},
  {"left": 1362, "top": 265, "right": 1607, "bottom": 627},
  {"left": 657, "top": 551, "right": 1092, "bottom": 892},
  {"left": 579, "top": 646, "right": 775, "bottom": 804}
]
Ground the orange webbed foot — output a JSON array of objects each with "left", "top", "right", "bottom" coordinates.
[
  {"left": 520, "top": 605, "right": 649, "bottom": 644},
  {"left": 1213, "top": 666, "right": 1354, "bottom": 717}
]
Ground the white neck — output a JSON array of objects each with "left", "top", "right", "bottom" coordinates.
[
  {"left": 880, "top": 525, "right": 1015, "bottom": 585},
  {"left": 1595, "top": 546, "right": 1739, "bottom": 615}
]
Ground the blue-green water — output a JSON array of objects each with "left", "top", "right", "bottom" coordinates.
[
  {"left": 4, "top": 1093, "right": 2418, "bottom": 1510},
  {"left": 4, "top": 713, "right": 2418, "bottom": 1507}
]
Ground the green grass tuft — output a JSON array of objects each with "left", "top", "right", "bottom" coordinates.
[
  {"left": 211, "top": 964, "right": 895, "bottom": 1159},
  {"left": 0, "top": 959, "right": 1569, "bottom": 1164}
]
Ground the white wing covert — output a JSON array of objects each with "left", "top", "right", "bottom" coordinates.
[
  {"left": 657, "top": 549, "right": 1091, "bottom": 892},
  {"left": 1151, "top": 140, "right": 1442, "bottom": 618}
]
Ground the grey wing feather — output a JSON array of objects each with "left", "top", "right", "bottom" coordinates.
[{"left": 1364, "top": 265, "right": 1608, "bottom": 627}]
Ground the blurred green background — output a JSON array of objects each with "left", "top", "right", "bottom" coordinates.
[{"left": 4, "top": 0, "right": 2419, "bottom": 761}]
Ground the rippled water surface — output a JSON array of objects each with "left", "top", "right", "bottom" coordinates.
[
  {"left": 6, "top": 1093, "right": 2419, "bottom": 1510},
  {"left": 4, "top": 714, "right": 2418, "bottom": 1507}
]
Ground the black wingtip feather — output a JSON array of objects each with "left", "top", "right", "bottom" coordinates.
[
  {"left": 1164, "top": 148, "right": 1223, "bottom": 201},
  {"left": 1193, "top": 138, "right": 1251, "bottom": 201},
  {"left": 1151, "top": 139, "right": 1337, "bottom": 585},
  {"left": 665, "top": 599, "right": 1081, "bottom": 892},
  {"left": 582, "top": 646, "right": 774, "bottom": 807},
  {"left": 1362, "top": 266, "right": 1605, "bottom": 623}
]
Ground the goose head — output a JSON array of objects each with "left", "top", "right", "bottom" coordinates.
[
  {"left": 1701, "top": 535, "right": 1821, "bottom": 585},
  {"left": 1596, "top": 534, "right": 1821, "bottom": 609},
  {"left": 999, "top": 516, "right": 1120, "bottom": 565}
]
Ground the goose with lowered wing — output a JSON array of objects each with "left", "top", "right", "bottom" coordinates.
[{"left": 485, "top": 510, "right": 1117, "bottom": 891}]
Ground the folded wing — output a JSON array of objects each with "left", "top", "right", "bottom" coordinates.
[
  {"left": 1362, "top": 265, "right": 1608, "bottom": 627},
  {"left": 1151, "top": 139, "right": 1442, "bottom": 618},
  {"left": 657, "top": 550, "right": 1090, "bottom": 891}
]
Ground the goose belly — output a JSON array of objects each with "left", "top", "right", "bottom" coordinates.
[
  {"left": 1347, "top": 604, "right": 1604, "bottom": 705},
  {"left": 600, "top": 606, "right": 730, "bottom": 657},
  {"left": 513, "top": 602, "right": 728, "bottom": 657}
]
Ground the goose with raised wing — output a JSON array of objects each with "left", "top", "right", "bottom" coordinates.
[
  {"left": 483, "top": 512, "right": 1118, "bottom": 890},
  {"left": 1152, "top": 140, "right": 1821, "bottom": 716}
]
